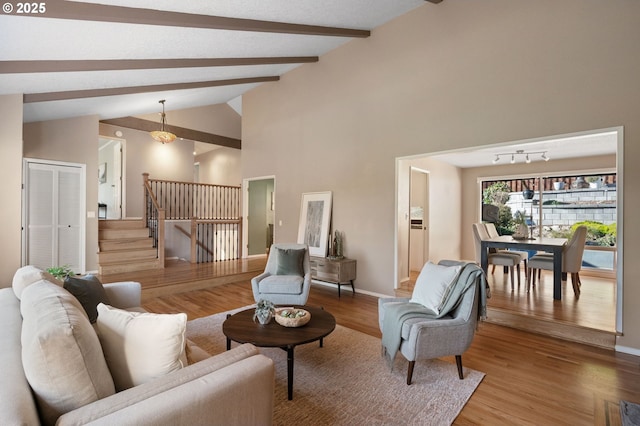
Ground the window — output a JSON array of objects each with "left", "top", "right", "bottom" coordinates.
[{"left": 481, "top": 173, "right": 617, "bottom": 272}]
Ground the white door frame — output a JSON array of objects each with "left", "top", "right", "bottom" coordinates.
[
  {"left": 22, "top": 158, "right": 86, "bottom": 273},
  {"left": 409, "top": 167, "right": 430, "bottom": 272},
  {"left": 242, "top": 175, "right": 276, "bottom": 258},
  {"left": 99, "top": 136, "right": 126, "bottom": 219}
]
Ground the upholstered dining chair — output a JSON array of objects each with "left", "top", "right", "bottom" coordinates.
[
  {"left": 527, "top": 225, "right": 587, "bottom": 296},
  {"left": 472, "top": 223, "right": 523, "bottom": 290},
  {"left": 251, "top": 243, "right": 311, "bottom": 305},
  {"left": 484, "top": 222, "right": 529, "bottom": 277}
]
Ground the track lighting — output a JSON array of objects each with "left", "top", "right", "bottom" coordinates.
[{"left": 492, "top": 149, "right": 550, "bottom": 164}]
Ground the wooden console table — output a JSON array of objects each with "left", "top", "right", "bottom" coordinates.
[{"left": 309, "top": 256, "right": 357, "bottom": 297}]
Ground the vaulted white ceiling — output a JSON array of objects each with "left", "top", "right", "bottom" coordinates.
[{"left": 0, "top": 0, "right": 428, "bottom": 123}]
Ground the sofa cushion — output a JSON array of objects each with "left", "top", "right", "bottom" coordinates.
[
  {"left": 12, "top": 265, "right": 59, "bottom": 300},
  {"left": 96, "top": 303, "right": 188, "bottom": 391},
  {"left": 275, "top": 247, "right": 305, "bottom": 276},
  {"left": 0, "top": 288, "right": 41, "bottom": 426},
  {"left": 21, "top": 280, "right": 116, "bottom": 426},
  {"left": 259, "top": 274, "right": 304, "bottom": 294},
  {"left": 63, "top": 274, "right": 111, "bottom": 323},
  {"left": 410, "top": 261, "right": 462, "bottom": 314}
]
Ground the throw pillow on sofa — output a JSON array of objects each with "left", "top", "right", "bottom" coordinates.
[
  {"left": 63, "top": 274, "right": 111, "bottom": 323},
  {"left": 12, "top": 265, "right": 59, "bottom": 300},
  {"left": 21, "top": 280, "right": 116, "bottom": 425},
  {"left": 96, "top": 303, "right": 188, "bottom": 391}
]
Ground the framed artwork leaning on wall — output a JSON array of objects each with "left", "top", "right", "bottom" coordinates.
[{"left": 297, "top": 191, "right": 332, "bottom": 257}]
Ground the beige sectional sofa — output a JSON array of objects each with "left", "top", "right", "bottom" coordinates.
[{"left": 0, "top": 266, "right": 275, "bottom": 426}]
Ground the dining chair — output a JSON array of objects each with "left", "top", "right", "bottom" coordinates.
[
  {"left": 527, "top": 226, "right": 588, "bottom": 296},
  {"left": 484, "top": 222, "right": 529, "bottom": 277},
  {"left": 472, "top": 223, "right": 522, "bottom": 290}
]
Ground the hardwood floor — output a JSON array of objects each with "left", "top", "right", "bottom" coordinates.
[{"left": 135, "top": 260, "right": 638, "bottom": 425}]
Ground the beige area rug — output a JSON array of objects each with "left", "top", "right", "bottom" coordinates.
[{"left": 186, "top": 308, "right": 485, "bottom": 426}]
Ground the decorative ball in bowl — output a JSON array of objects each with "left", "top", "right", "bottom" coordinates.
[{"left": 275, "top": 308, "right": 311, "bottom": 327}]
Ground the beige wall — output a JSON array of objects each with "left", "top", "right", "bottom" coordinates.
[
  {"left": 196, "top": 147, "right": 241, "bottom": 187},
  {"left": 137, "top": 103, "right": 241, "bottom": 138},
  {"left": 242, "top": 0, "right": 640, "bottom": 351},
  {"left": 99, "top": 123, "right": 196, "bottom": 218},
  {"left": 101, "top": 103, "right": 242, "bottom": 217},
  {"left": 23, "top": 115, "right": 100, "bottom": 272},
  {"left": 0, "top": 95, "right": 24, "bottom": 286},
  {"left": 397, "top": 156, "right": 463, "bottom": 283}
]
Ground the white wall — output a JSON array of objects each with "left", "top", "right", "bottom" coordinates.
[{"left": 242, "top": 0, "right": 640, "bottom": 350}]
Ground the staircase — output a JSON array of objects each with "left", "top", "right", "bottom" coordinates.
[{"left": 98, "top": 220, "right": 162, "bottom": 275}]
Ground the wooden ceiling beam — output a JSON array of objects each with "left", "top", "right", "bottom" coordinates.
[
  {"left": 23, "top": 76, "right": 279, "bottom": 103},
  {"left": 0, "top": 57, "right": 319, "bottom": 74},
  {"left": 101, "top": 117, "right": 242, "bottom": 150},
  {"left": 35, "top": 2, "right": 370, "bottom": 38}
]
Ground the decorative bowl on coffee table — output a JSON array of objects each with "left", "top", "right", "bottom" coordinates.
[{"left": 275, "top": 308, "right": 311, "bottom": 327}]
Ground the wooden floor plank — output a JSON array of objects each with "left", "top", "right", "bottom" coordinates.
[{"left": 113, "top": 258, "right": 636, "bottom": 425}]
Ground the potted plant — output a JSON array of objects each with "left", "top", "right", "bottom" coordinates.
[
  {"left": 253, "top": 299, "right": 276, "bottom": 325},
  {"left": 512, "top": 210, "right": 529, "bottom": 239},
  {"left": 586, "top": 176, "right": 602, "bottom": 189},
  {"left": 46, "top": 265, "right": 74, "bottom": 282},
  {"left": 521, "top": 180, "right": 534, "bottom": 200}
]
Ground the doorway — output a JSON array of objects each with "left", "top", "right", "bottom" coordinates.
[
  {"left": 409, "top": 167, "right": 429, "bottom": 274},
  {"left": 98, "top": 137, "right": 124, "bottom": 219},
  {"left": 243, "top": 177, "right": 275, "bottom": 257},
  {"left": 395, "top": 127, "right": 622, "bottom": 335},
  {"left": 22, "top": 159, "right": 86, "bottom": 273}
]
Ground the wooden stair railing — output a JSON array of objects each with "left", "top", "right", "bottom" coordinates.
[
  {"left": 143, "top": 173, "right": 166, "bottom": 267},
  {"left": 144, "top": 173, "right": 242, "bottom": 264}
]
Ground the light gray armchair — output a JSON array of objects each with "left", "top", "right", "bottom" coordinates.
[
  {"left": 251, "top": 243, "right": 311, "bottom": 305},
  {"left": 378, "top": 277, "right": 480, "bottom": 385}
]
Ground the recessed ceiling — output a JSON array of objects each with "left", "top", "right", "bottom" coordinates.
[{"left": 0, "top": 0, "right": 427, "bottom": 123}]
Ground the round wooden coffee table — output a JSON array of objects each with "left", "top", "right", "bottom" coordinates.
[{"left": 223, "top": 305, "right": 336, "bottom": 400}]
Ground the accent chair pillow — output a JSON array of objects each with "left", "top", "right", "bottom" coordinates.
[
  {"left": 410, "top": 261, "right": 462, "bottom": 314},
  {"left": 96, "top": 303, "right": 188, "bottom": 391},
  {"left": 64, "top": 274, "right": 111, "bottom": 323},
  {"left": 275, "top": 247, "right": 305, "bottom": 277}
]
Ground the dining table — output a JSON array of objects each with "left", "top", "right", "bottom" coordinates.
[{"left": 480, "top": 235, "right": 568, "bottom": 300}]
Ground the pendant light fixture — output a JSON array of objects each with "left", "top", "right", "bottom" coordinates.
[{"left": 150, "top": 99, "right": 176, "bottom": 144}]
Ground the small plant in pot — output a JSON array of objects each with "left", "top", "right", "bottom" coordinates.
[
  {"left": 521, "top": 180, "right": 534, "bottom": 200},
  {"left": 512, "top": 210, "right": 529, "bottom": 239},
  {"left": 46, "top": 265, "right": 74, "bottom": 282},
  {"left": 253, "top": 299, "right": 276, "bottom": 325}
]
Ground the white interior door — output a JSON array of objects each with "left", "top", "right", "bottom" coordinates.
[{"left": 23, "top": 160, "right": 86, "bottom": 273}]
